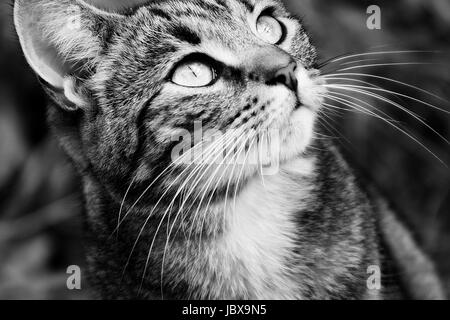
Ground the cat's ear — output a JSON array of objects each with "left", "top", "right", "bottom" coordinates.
[{"left": 14, "top": 0, "right": 120, "bottom": 107}]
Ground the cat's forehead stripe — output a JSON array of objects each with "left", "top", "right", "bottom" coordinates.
[
  {"left": 168, "top": 25, "right": 201, "bottom": 45},
  {"left": 141, "top": 0, "right": 271, "bottom": 47},
  {"left": 145, "top": 0, "right": 258, "bottom": 17},
  {"left": 239, "top": 0, "right": 255, "bottom": 12},
  {"left": 149, "top": 0, "right": 227, "bottom": 17},
  {"left": 147, "top": 8, "right": 172, "bottom": 21}
]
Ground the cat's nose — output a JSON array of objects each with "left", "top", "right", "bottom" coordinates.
[
  {"left": 246, "top": 47, "right": 298, "bottom": 92},
  {"left": 269, "top": 61, "right": 298, "bottom": 91}
]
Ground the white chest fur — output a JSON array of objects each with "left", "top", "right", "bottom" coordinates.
[{"left": 204, "top": 158, "right": 316, "bottom": 299}]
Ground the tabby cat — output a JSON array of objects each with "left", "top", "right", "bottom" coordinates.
[{"left": 14, "top": 0, "right": 445, "bottom": 299}]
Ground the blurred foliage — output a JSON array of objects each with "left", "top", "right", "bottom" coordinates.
[
  {"left": 0, "top": 1, "right": 85, "bottom": 299},
  {"left": 0, "top": 0, "right": 449, "bottom": 299}
]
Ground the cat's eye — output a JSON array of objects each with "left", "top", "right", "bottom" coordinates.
[
  {"left": 171, "top": 60, "right": 217, "bottom": 88},
  {"left": 256, "top": 15, "right": 284, "bottom": 44}
]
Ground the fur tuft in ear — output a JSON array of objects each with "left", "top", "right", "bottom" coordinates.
[{"left": 14, "top": 0, "right": 119, "bottom": 107}]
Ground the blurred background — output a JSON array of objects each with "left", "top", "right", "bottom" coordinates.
[{"left": 0, "top": 0, "right": 449, "bottom": 299}]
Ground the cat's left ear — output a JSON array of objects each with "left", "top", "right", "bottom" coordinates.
[{"left": 14, "top": 0, "right": 121, "bottom": 109}]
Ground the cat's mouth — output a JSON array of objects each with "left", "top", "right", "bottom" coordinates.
[
  {"left": 239, "top": 67, "right": 325, "bottom": 172},
  {"left": 296, "top": 68, "right": 327, "bottom": 111}
]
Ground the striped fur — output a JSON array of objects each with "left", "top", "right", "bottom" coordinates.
[{"left": 14, "top": 0, "right": 444, "bottom": 299}]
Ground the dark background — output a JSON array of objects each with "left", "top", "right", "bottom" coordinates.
[{"left": 0, "top": 0, "right": 449, "bottom": 299}]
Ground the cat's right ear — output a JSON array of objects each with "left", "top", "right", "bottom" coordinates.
[{"left": 14, "top": 0, "right": 120, "bottom": 108}]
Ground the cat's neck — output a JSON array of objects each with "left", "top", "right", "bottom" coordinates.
[
  {"left": 183, "top": 157, "right": 317, "bottom": 299},
  {"left": 82, "top": 142, "right": 381, "bottom": 299}
]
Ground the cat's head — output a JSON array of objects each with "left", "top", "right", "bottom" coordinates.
[{"left": 15, "top": 0, "right": 325, "bottom": 202}]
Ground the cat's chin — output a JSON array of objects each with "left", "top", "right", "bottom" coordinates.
[
  {"left": 166, "top": 103, "right": 317, "bottom": 193},
  {"left": 279, "top": 106, "right": 316, "bottom": 161},
  {"left": 227, "top": 105, "right": 316, "bottom": 178}
]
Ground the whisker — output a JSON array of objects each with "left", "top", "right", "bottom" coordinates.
[
  {"left": 113, "top": 140, "right": 207, "bottom": 235},
  {"left": 137, "top": 147, "right": 225, "bottom": 296},
  {"left": 323, "top": 87, "right": 447, "bottom": 164},
  {"left": 317, "top": 109, "right": 351, "bottom": 144},
  {"left": 220, "top": 133, "right": 252, "bottom": 235},
  {"left": 117, "top": 175, "right": 137, "bottom": 238},
  {"left": 203, "top": 134, "right": 249, "bottom": 235},
  {"left": 167, "top": 132, "right": 244, "bottom": 250},
  {"left": 233, "top": 135, "right": 257, "bottom": 211},
  {"left": 183, "top": 132, "right": 244, "bottom": 244},
  {"left": 323, "top": 72, "right": 450, "bottom": 104},
  {"left": 336, "top": 62, "right": 442, "bottom": 72},
  {"left": 321, "top": 101, "right": 445, "bottom": 164},
  {"left": 323, "top": 96, "right": 395, "bottom": 124},
  {"left": 321, "top": 91, "right": 397, "bottom": 122},
  {"left": 324, "top": 50, "right": 441, "bottom": 65},
  {"left": 123, "top": 133, "right": 230, "bottom": 291},
  {"left": 157, "top": 134, "right": 247, "bottom": 297},
  {"left": 325, "top": 84, "right": 450, "bottom": 144},
  {"left": 139, "top": 132, "right": 243, "bottom": 297},
  {"left": 340, "top": 58, "right": 381, "bottom": 66},
  {"left": 322, "top": 77, "right": 414, "bottom": 115},
  {"left": 138, "top": 132, "right": 233, "bottom": 269},
  {"left": 258, "top": 130, "right": 267, "bottom": 188},
  {"left": 313, "top": 130, "right": 340, "bottom": 140},
  {"left": 322, "top": 101, "right": 389, "bottom": 128},
  {"left": 196, "top": 135, "right": 247, "bottom": 249}
]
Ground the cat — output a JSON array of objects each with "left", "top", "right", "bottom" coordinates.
[{"left": 14, "top": 0, "right": 445, "bottom": 299}]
